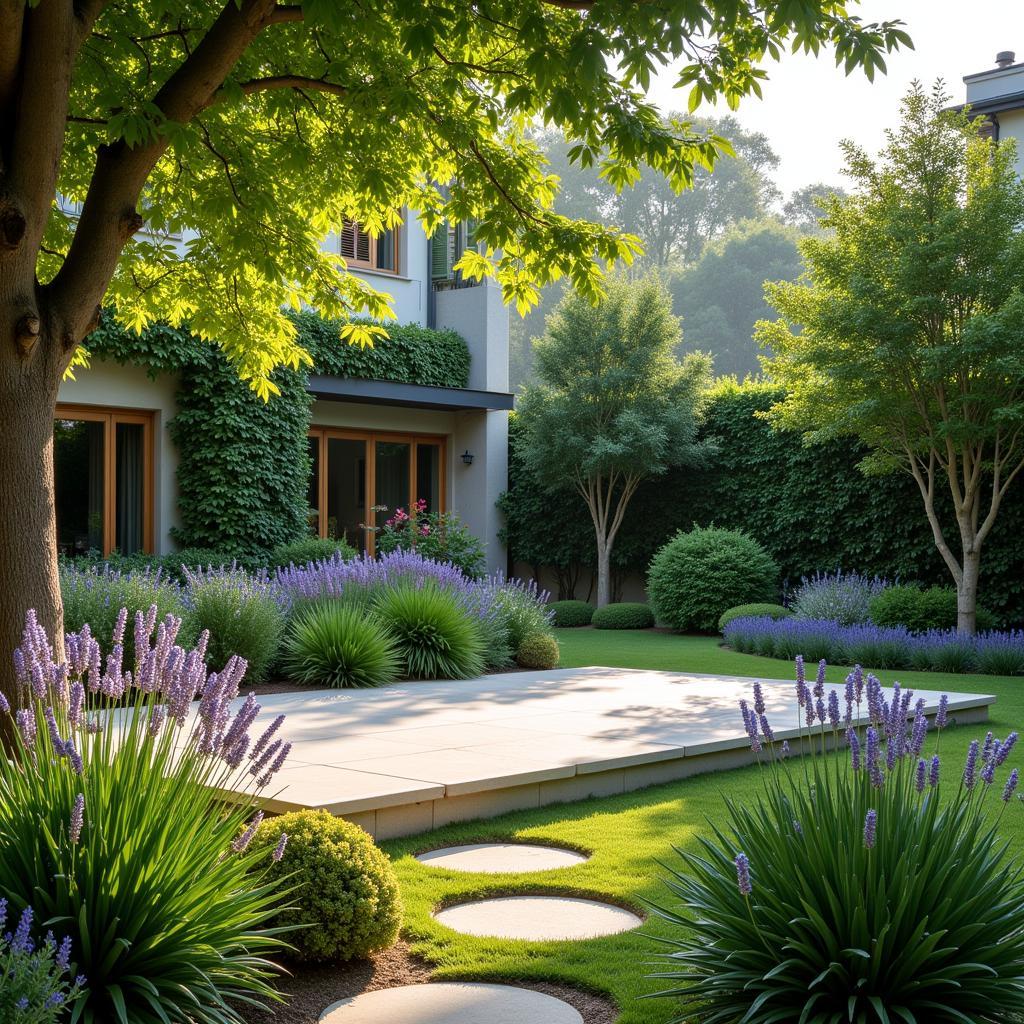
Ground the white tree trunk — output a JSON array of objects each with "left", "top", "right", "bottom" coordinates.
[{"left": 957, "top": 544, "right": 981, "bottom": 635}]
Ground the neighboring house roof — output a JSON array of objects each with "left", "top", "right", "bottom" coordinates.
[
  {"left": 952, "top": 90, "right": 1024, "bottom": 116},
  {"left": 307, "top": 375, "right": 514, "bottom": 411}
]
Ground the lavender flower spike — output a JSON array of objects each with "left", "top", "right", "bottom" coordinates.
[
  {"left": 272, "top": 833, "right": 288, "bottom": 862},
  {"left": 915, "top": 759, "right": 926, "bottom": 794},
  {"left": 964, "top": 740, "right": 980, "bottom": 791},
  {"left": 231, "top": 811, "right": 265, "bottom": 854},
  {"left": 995, "top": 732, "right": 1018, "bottom": 767},
  {"left": 929, "top": 754, "right": 941, "bottom": 788},
  {"left": 863, "top": 809, "right": 877, "bottom": 850},
  {"left": 69, "top": 793, "right": 85, "bottom": 844},
  {"left": 936, "top": 694, "right": 949, "bottom": 729},
  {"left": 1004, "top": 769, "right": 1020, "bottom": 803},
  {"left": 848, "top": 728, "right": 861, "bottom": 772},
  {"left": 734, "top": 852, "right": 752, "bottom": 896}
]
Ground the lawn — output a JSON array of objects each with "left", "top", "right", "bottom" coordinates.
[{"left": 383, "top": 629, "right": 1024, "bottom": 1024}]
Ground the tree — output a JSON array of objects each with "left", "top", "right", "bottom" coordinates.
[
  {"left": 759, "top": 83, "right": 1024, "bottom": 634},
  {"left": 782, "top": 181, "right": 849, "bottom": 232},
  {"left": 670, "top": 217, "right": 803, "bottom": 376},
  {"left": 516, "top": 275, "right": 712, "bottom": 607},
  {"left": 0, "top": 0, "right": 910, "bottom": 712}
]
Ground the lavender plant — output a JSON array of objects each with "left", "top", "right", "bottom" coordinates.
[
  {"left": 649, "top": 660, "right": 1024, "bottom": 1022},
  {"left": 0, "top": 902, "right": 85, "bottom": 1023},
  {"left": 790, "top": 569, "right": 889, "bottom": 626},
  {"left": 0, "top": 607, "right": 291, "bottom": 1024}
]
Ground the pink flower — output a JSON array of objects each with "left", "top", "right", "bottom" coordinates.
[{"left": 420, "top": 525, "right": 430, "bottom": 536}]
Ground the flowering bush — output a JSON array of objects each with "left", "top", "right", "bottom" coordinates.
[
  {"left": 790, "top": 569, "right": 888, "bottom": 625},
  {"left": 0, "top": 901, "right": 85, "bottom": 1022},
  {"left": 0, "top": 608, "right": 290, "bottom": 1024},
  {"left": 377, "top": 500, "right": 486, "bottom": 578},
  {"left": 650, "top": 659, "right": 1024, "bottom": 1022},
  {"left": 182, "top": 566, "right": 288, "bottom": 682},
  {"left": 723, "top": 614, "right": 1024, "bottom": 674}
]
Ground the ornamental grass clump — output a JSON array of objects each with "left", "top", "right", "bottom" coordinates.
[
  {"left": 650, "top": 658, "right": 1024, "bottom": 1023},
  {"left": 0, "top": 901, "right": 85, "bottom": 1022},
  {"left": 0, "top": 607, "right": 291, "bottom": 1024}
]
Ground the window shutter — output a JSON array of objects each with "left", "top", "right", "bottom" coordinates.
[
  {"left": 339, "top": 219, "right": 357, "bottom": 260},
  {"left": 430, "top": 223, "right": 453, "bottom": 280},
  {"left": 355, "top": 227, "right": 370, "bottom": 263}
]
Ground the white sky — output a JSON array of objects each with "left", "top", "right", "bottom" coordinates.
[{"left": 644, "top": 0, "right": 1024, "bottom": 198}]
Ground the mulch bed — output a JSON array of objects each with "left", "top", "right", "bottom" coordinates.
[{"left": 239, "top": 941, "right": 619, "bottom": 1024}]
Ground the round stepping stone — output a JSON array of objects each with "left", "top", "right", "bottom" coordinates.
[
  {"left": 320, "top": 982, "right": 583, "bottom": 1023},
  {"left": 416, "top": 843, "right": 588, "bottom": 873},
  {"left": 433, "top": 895, "right": 642, "bottom": 941}
]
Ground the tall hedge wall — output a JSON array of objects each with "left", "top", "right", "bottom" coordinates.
[
  {"left": 502, "top": 379, "right": 1024, "bottom": 624},
  {"left": 86, "top": 312, "right": 470, "bottom": 555}
]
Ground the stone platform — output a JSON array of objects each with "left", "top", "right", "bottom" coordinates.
[{"left": 227, "top": 667, "right": 993, "bottom": 839}]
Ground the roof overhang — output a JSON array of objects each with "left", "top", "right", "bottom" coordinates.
[
  {"left": 952, "top": 90, "right": 1024, "bottom": 117},
  {"left": 307, "top": 375, "right": 514, "bottom": 412}
]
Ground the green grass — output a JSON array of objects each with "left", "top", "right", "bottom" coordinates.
[{"left": 382, "top": 629, "right": 1024, "bottom": 1024}]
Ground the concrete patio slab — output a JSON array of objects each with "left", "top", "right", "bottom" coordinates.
[
  {"left": 416, "top": 842, "right": 588, "bottom": 873},
  {"left": 219, "top": 667, "right": 995, "bottom": 837},
  {"left": 433, "top": 895, "right": 643, "bottom": 940},
  {"left": 319, "top": 983, "right": 583, "bottom": 1023}
]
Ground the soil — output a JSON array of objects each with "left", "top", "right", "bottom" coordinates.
[{"left": 239, "top": 941, "right": 619, "bottom": 1024}]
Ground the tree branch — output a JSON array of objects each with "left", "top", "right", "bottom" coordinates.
[{"left": 237, "top": 75, "right": 349, "bottom": 99}]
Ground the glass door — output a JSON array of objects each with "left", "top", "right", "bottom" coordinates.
[
  {"left": 326, "top": 437, "right": 368, "bottom": 550},
  {"left": 374, "top": 440, "right": 410, "bottom": 534}
]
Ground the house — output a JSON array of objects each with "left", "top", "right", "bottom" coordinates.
[
  {"left": 961, "top": 50, "right": 1024, "bottom": 170},
  {"left": 54, "top": 212, "right": 514, "bottom": 574}
]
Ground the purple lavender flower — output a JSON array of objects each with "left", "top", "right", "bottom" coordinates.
[
  {"left": 734, "top": 852, "right": 752, "bottom": 896},
  {"left": 257, "top": 741, "right": 291, "bottom": 787},
  {"left": 815, "top": 698, "right": 826, "bottom": 728},
  {"left": 759, "top": 714, "right": 774, "bottom": 743},
  {"left": 0, "top": 690, "right": 9, "bottom": 715},
  {"left": 272, "top": 833, "right": 288, "bottom": 862},
  {"left": 982, "top": 731, "right": 995, "bottom": 764},
  {"left": 69, "top": 793, "right": 85, "bottom": 844},
  {"left": 844, "top": 673, "right": 855, "bottom": 725},
  {"left": 814, "top": 659, "right": 826, "bottom": 699},
  {"left": 231, "top": 811, "right": 265, "bottom": 854},
  {"left": 68, "top": 681, "right": 84, "bottom": 730},
  {"left": 996, "top": 732, "right": 1018, "bottom": 767},
  {"left": 251, "top": 714, "right": 285, "bottom": 760},
  {"left": 15, "top": 708, "right": 36, "bottom": 750},
  {"left": 929, "top": 754, "right": 941, "bottom": 788},
  {"left": 56, "top": 934, "right": 73, "bottom": 972},
  {"left": 964, "top": 740, "right": 980, "bottom": 790},
  {"left": 827, "top": 690, "right": 840, "bottom": 730},
  {"left": 982, "top": 760, "right": 996, "bottom": 786},
  {"left": 909, "top": 703, "right": 928, "bottom": 757},
  {"left": 915, "top": 758, "right": 926, "bottom": 794},
  {"left": 12, "top": 905, "right": 32, "bottom": 953},
  {"left": 863, "top": 809, "right": 877, "bottom": 850},
  {"left": 936, "top": 694, "right": 949, "bottom": 730},
  {"left": 1004, "top": 769, "right": 1020, "bottom": 803},
  {"left": 848, "top": 728, "right": 861, "bottom": 771},
  {"left": 752, "top": 681, "right": 765, "bottom": 717}
]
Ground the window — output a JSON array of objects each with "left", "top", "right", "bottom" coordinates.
[
  {"left": 53, "top": 406, "right": 153, "bottom": 557},
  {"left": 338, "top": 219, "right": 399, "bottom": 273},
  {"left": 307, "top": 429, "right": 445, "bottom": 553}
]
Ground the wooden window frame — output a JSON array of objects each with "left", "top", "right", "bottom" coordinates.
[
  {"left": 54, "top": 404, "right": 155, "bottom": 556},
  {"left": 307, "top": 427, "right": 446, "bottom": 555},
  {"left": 339, "top": 219, "right": 400, "bottom": 274}
]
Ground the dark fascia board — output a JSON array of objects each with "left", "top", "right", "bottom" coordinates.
[
  {"left": 307, "top": 375, "right": 514, "bottom": 412},
  {"left": 951, "top": 90, "right": 1024, "bottom": 116}
]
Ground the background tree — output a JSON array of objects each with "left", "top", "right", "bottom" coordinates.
[
  {"left": 782, "top": 181, "right": 849, "bottom": 232},
  {"left": 0, "top": 0, "right": 910, "bottom": 711},
  {"left": 516, "top": 275, "right": 712, "bottom": 607},
  {"left": 669, "top": 218, "right": 803, "bottom": 376},
  {"left": 760, "top": 83, "right": 1024, "bottom": 634}
]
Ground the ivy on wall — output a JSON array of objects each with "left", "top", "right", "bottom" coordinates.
[
  {"left": 503, "top": 379, "right": 1024, "bottom": 625},
  {"left": 85, "top": 312, "right": 471, "bottom": 555}
]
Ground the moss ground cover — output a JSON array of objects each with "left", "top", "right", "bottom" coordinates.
[{"left": 383, "top": 629, "right": 1024, "bottom": 1024}]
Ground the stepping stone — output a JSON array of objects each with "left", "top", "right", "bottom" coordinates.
[
  {"left": 433, "top": 895, "right": 642, "bottom": 941},
  {"left": 320, "top": 982, "right": 583, "bottom": 1023},
  {"left": 416, "top": 843, "right": 588, "bottom": 873}
]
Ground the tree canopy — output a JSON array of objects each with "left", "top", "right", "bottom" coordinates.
[{"left": 759, "top": 83, "right": 1024, "bottom": 632}]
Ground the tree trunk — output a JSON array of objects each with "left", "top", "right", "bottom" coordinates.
[
  {"left": 595, "top": 539, "right": 611, "bottom": 608},
  {"left": 0, "top": 315, "right": 66, "bottom": 713},
  {"left": 957, "top": 544, "right": 981, "bottom": 635}
]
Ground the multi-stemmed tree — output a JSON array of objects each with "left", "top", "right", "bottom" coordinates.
[
  {"left": 0, "top": 0, "right": 908, "bottom": 710},
  {"left": 760, "top": 84, "right": 1024, "bottom": 633}
]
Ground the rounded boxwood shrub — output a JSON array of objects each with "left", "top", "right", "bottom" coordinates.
[
  {"left": 869, "top": 583, "right": 997, "bottom": 633},
  {"left": 282, "top": 602, "right": 401, "bottom": 688},
  {"left": 252, "top": 810, "right": 401, "bottom": 963},
  {"left": 549, "top": 600, "right": 594, "bottom": 628},
  {"left": 648, "top": 526, "right": 778, "bottom": 633},
  {"left": 373, "top": 583, "right": 486, "bottom": 679},
  {"left": 270, "top": 536, "right": 357, "bottom": 569},
  {"left": 592, "top": 602, "right": 655, "bottom": 630},
  {"left": 516, "top": 631, "right": 560, "bottom": 669},
  {"left": 718, "top": 603, "right": 791, "bottom": 633}
]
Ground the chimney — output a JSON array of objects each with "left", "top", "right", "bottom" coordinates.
[{"left": 996, "top": 50, "right": 1016, "bottom": 69}]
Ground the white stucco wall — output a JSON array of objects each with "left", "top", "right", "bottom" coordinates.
[
  {"left": 56, "top": 358, "right": 181, "bottom": 554},
  {"left": 995, "top": 109, "right": 1024, "bottom": 177}
]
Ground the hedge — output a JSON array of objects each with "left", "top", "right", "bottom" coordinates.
[{"left": 501, "top": 379, "right": 1024, "bottom": 625}]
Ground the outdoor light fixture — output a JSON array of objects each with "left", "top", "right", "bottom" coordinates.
[{"left": 460, "top": 449, "right": 475, "bottom": 466}]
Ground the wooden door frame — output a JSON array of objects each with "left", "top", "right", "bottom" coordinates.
[
  {"left": 308, "top": 427, "right": 447, "bottom": 554},
  {"left": 54, "top": 404, "right": 155, "bottom": 555}
]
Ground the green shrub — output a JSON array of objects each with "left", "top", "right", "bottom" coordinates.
[
  {"left": 516, "top": 632, "right": 560, "bottom": 670},
  {"left": 282, "top": 603, "right": 401, "bottom": 688},
  {"left": 549, "top": 600, "right": 594, "bottom": 627},
  {"left": 651, "top": 669, "right": 1024, "bottom": 1023},
  {"left": 270, "top": 536, "right": 356, "bottom": 569},
  {"left": 376, "top": 504, "right": 486, "bottom": 578},
  {"left": 592, "top": 602, "right": 655, "bottom": 630},
  {"left": 647, "top": 526, "right": 778, "bottom": 633},
  {"left": 183, "top": 567, "right": 286, "bottom": 682},
  {"left": 373, "top": 584, "right": 486, "bottom": 679},
  {"left": 252, "top": 809, "right": 402, "bottom": 963},
  {"left": 869, "top": 583, "right": 997, "bottom": 632},
  {"left": 60, "top": 563, "right": 194, "bottom": 667},
  {"left": 0, "top": 609, "right": 291, "bottom": 1023},
  {"left": 718, "top": 603, "right": 791, "bottom": 632}
]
